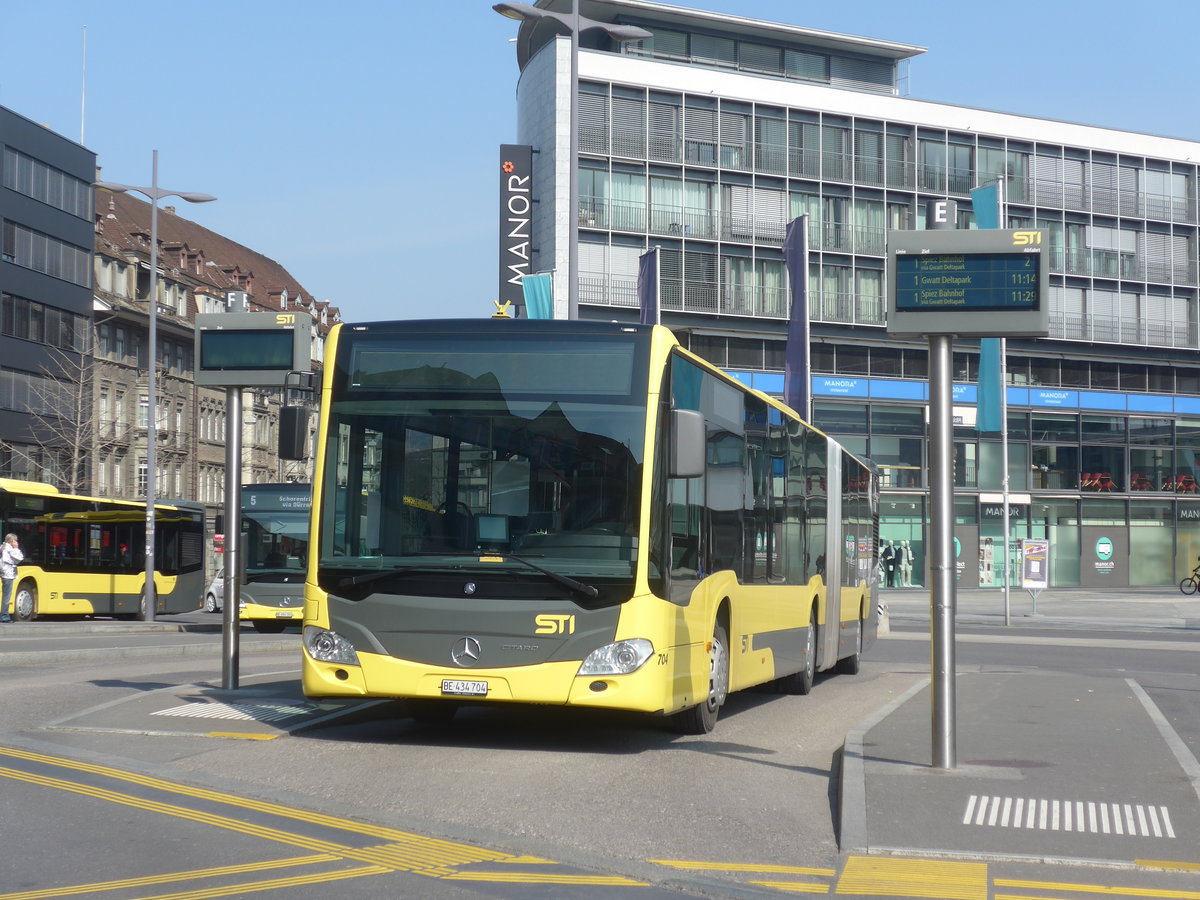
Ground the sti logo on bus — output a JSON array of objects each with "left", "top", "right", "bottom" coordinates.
[
  {"left": 1012, "top": 231, "right": 1042, "bottom": 246},
  {"left": 535, "top": 614, "right": 575, "bottom": 635}
]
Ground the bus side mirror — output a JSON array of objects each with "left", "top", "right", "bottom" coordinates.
[
  {"left": 670, "top": 409, "right": 705, "bottom": 478},
  {"left": 279, "top": 406, "right": 308, "bottom": 460}
]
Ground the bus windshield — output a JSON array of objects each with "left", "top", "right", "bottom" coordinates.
[
  {"left": 319, "top": 330, "right": 648, "bottom": 588},
  {"left": 242, "top": 484, "right": 310, "bottom": 579}
]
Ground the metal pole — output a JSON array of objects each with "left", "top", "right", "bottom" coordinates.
[
  {"left": 1001, "top": 337, "right": 1011, "bottom": 625},
  {"left": 222, "top": 386, "right": 242, "bottom": 689},
  {"left": 929, "top": 333, "right": 957, "bottom": 769},
  {"left": 567, "top": 0, "right": 580, "bottom": 320},
  {"left": 143, "top": 150, "right": 159, "bottom": 623},
  {"left": 998, "top": 178, "right": 1012, "bottom": 626}
]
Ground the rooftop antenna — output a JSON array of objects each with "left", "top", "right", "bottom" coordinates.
[{"left": 80, "top": 26, "right": 88, "bottom": 144}]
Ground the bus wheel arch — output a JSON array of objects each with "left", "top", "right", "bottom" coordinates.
[
  {"left": 671, "top": 604, "right": 730, "bottom": 735},
  {"left": 13, "top": 580, "right": 37, "bottom": 622}
]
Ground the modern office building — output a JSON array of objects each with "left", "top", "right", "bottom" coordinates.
[
  {"left": 503, "top": 0, "right": 1200, "bottom": 588},
  {"left": 0, "top": 105, "right": 96, "bottom": 485}
]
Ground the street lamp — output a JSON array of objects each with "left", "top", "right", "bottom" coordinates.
[
  {"left": 493, "top": 1, "right": 651, "bottom": 319},
  {"left": 94, "top": 151, "right": 215, "bottom": 622}
]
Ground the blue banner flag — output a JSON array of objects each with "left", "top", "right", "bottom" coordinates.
[
  {"left": 977, "top": 338, "right": 1003, "bottom": 431},
  {"left": 638, "top": 247, "right": 660, "bottom": 325},
  {"left": 971, "top": 182, "right": 1001, "bottom": 230},
  {"left": 971, "top": 182, "right": 1004, "bottom": 431},
  {"left": 781, "top": 216, "right": 811, "bottom": 420},
  {"left": 521, "top": 273, "right": 553, "bottom": 319}
]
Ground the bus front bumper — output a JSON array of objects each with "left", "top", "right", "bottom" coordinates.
[{"left": 301, "top": 647, "right": 676, "bottom": 715}]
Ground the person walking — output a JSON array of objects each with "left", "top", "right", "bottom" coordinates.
[{"left": 1, "top": 533, "right": 24, "bottom": 622}]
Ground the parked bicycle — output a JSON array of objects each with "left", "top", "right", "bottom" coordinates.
[{"left": 1180, "top": 557, "right": 1200, "bottom": 594}]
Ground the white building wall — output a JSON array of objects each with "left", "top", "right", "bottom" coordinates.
[{"left": 517, "top": 38, "right": 573, "bottom": 319}]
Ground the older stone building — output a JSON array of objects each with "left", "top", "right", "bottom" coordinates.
[{"left": 92, "top": 188, "right": 340, "bottom": 539}]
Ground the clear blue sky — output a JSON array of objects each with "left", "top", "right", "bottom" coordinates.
[{"left": 3, "top": 1, "right": 1196, "bottom": 321}]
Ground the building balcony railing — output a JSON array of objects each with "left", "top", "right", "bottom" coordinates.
[
  {"left": 1045, "top": 247, "right": 1198, "bottom": 285},
  {"left": 584, "top": 197, "right": 890, "bottom": 257},
  {"left": 1050, "top": 313, "right": 1196, "bottom": 349}
]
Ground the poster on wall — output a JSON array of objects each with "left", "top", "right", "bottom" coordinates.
[{"left": 1080, "top": 526, "right": 1128, "bottom": 587}]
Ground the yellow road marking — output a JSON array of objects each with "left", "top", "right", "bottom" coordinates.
[
  {"left": 0, "top": 745, "right": 661, "bottom": 893},
  {"left": 1137, "top": 860, "right": 1200, "bottom": 872},
  {"left": 650, "top": 860, "right": 835, "bottom": 876},
  {"left": 92, "top": 865, "right": 389, "bottom": 900},
  {"left": 444, "top": 871, "right": 648, "bottom": 885},
  {"left": 837, "top": 856, "right": 987, "bottom": 900},
  {"left": 203, "top": 732, "right": 279, "bottom": 740},
  {"left": 0, "top": 745, "right": 510, "bottom": 863},
  {"left": 0, "top": 855, "right": 339, "bottom": 900},
  {"left": 749, "top": 880, "right": 830, "bottom": 894},
  {"left": 996, "top": 880, "right": 1200, "bottom": 899}
]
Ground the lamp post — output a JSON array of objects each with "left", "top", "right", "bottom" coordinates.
[
  {"left": 94, "top": 151, "right": 215, "bottom": 622},
  {"left": 494, "top": 1, "right": 651, "bottom": 319}
]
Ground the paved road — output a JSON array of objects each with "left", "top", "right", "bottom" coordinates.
[{"left": 2, "top": 595, "right": 1199, "bottom": 898}]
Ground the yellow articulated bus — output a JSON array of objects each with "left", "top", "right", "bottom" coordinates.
[
  {"left": 0, "top": 479, "right": 205, "bottom": 620},
  {"left": 236, "top": 482, "right": 310, "bottom": 632},
  {"left": 302, "top": 320, "right": 878, "bottom": 733}
]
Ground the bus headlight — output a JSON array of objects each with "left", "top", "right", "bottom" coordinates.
[
  {"left": 577, "top": 638, "right": 653, "bottom": 676},
  {"left": 304, "top": 626, "right": 360, "bottom": 666}
]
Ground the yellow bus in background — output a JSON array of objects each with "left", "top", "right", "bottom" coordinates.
[
  {"left": 301, "top": 320, "right": 877, "bottom": 733},
  {"left": 0, "top": 479, "right": 205, "bottom": 620}
]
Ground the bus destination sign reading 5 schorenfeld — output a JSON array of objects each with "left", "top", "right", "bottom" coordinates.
[{"left": 886, "top": 229, "right": 1049, "bottom": 337}]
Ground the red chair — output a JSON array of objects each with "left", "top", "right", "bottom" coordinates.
[
  {"left": 1181, "top": 475, "right": 1198, "bottom": 494},
  {"left": 1097, "top": 472, "right": 1115, "bottom": 492},
  {"left": 1080, "top": 472, "right": 1097, "bottom": 491}
]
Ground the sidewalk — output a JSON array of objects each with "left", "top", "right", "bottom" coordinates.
[
  {"left": 842, "top": 585, "right": 1200, "bottom": 867},
  {"left": 880, "top": 584, "right": 1200, "bottom": 630}
]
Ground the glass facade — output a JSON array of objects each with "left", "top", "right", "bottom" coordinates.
[{"left": 514, "top": 0, "right": 1200, "bottom": 586}]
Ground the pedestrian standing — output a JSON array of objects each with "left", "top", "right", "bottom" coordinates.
[{"left": 1, "top": 533, "right": 24, "bottom": 623}]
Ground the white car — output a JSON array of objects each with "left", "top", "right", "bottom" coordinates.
[{"left": 203, "top": 568, "right": 224, "bottom": 613}]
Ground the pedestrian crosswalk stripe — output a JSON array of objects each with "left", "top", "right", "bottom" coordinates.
[{"left": 964, "top": 795, "right": 1175, "bottom": 838}]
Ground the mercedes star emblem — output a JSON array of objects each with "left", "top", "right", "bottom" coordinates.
[{"left": 451, "top": 637, "right": 482, "bottom": 667}]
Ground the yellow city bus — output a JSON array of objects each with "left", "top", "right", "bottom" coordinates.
[
  {"left": 0, "top": 479, "right": 205, "bottom": 620},
  {"left": 301, "top": 320, "right": 878, "bottom": 732}
]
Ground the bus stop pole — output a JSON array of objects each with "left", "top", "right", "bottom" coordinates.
[
  {"left": 221, "top": 386, "right": 242, "bottom": 690},
  {"left": 929, "top": 333, "right": 957, "bottom": 769}
]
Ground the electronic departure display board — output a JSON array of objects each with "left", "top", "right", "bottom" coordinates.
[
  {"left": 195, "top": 312, "right": 312, "bottom": 387},
  {"left": 887, "top": 229, "right": 1049, "bottom": 337}
]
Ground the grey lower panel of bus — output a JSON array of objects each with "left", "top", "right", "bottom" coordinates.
[
  {"left": 327, "top": 592, "right": 622, "bottom": 670},
  {"left": 752, "top": 626, "right": 808, "bottom": 679}
]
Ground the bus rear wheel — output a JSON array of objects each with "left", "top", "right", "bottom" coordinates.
[
  {"left": 672, "top": 620, "right": 729, "bottom": 735},
  {"left": 13, "top": 582, "right": 37, "bottom": 622},
  {"left": 837, "top": 609, "right": 864, "bottom": 675},
  {"left": 777, "top": 608, "right": 816, "bottom": 695}
]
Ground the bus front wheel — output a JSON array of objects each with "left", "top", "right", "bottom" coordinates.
[
  {"left": 13, "top": 582, "right": 37, "bottom": 622},
  {"left": 672, "top": 620, "right": 729, "bottom": 735}
]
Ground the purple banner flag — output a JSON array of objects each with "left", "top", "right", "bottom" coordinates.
[
  {"left": 782, "top": 216, "right": 811, "bottom": 420},
  {"left": 638, "top": 247, "right": 660, "bottom": 325}
]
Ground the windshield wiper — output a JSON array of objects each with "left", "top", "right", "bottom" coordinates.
[
  {"left": 336, "top": 566, "right": 420, "bottom": 588},
  {"left": 482, "top": 552, "right": 599, "bottom": 600}
]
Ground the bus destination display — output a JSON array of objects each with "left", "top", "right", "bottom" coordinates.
[{"left": 894, "top": 251, "right": 1040, "bottom": 312}]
